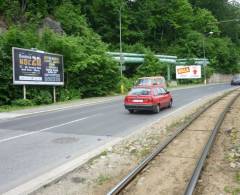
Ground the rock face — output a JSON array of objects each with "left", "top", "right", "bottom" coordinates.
[
  {"left": 39, "top": 17, "right": 64, "bottom": 35},
  {"left": 0, "top": 16, "right": 7, "bottom": 34}
]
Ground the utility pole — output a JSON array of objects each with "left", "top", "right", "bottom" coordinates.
[
  {"left": 119, "top": 5, "right": 124, "bottom": 94},
  {"left": 202, "top": 37, "right": 207, "bottom": 85},
  {"left": 202, "top": 32, "right": 213, "bottom": 85}
]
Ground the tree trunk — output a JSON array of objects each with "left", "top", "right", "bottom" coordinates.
[{"left": 19, "top": 0, "right": 27, "bottom": 13}]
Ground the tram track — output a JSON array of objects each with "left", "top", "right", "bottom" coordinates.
[{"left": 107, "top": 89, "right": 240, "bottom": 195}]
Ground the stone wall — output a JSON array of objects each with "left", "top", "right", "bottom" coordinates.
[{"left": 207, "top": 73, "right": 233, "bottom": 83}]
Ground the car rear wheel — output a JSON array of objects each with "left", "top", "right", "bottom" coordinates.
[{"left": 153, "top": 104, "right": 160, "bottom": 113}]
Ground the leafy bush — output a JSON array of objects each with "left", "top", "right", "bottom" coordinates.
[
  {"left": 0, "top": 26, "right": 38, "bottom": 106},
  {"left": 11, "top": 99, "right": 34, "bottom": 107},
  {"left": 59, "top": 88, "right": 82, "bottom": 101},
  {"left": 117, "top": 76, "right": 135, "bottom": 93},
  {"left": 32, "top": 90, "right": 52, "bottom": 105},
  {"left": 206, "top": 66, "right": 215, "bottom": 78}
]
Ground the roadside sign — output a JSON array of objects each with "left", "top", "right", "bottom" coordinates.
[
  {"left": 176, "top": 65, "right": 201, "bottom": 79},
  {"left": 12, "top": 47, "right": 64, "bottom": 85}
]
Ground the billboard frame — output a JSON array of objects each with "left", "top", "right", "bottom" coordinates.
[
  {"left": 176, "top": 65, "right": 202, "bottom": 79},
  {"left": 12, "top": 47, "right": 64, "bottom": 86}
]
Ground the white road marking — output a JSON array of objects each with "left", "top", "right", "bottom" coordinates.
[
  {"left": 11, "top": 98, "right": 121, "bottom": 118},
  {"left": 0, "top": 116, "right": 94, "bottom": 144}
]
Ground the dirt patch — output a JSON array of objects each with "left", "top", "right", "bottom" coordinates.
[
  {"left": 161, "top": 131, "right": 210, "bottom": 158},
  {"left": 32, "top": 90, "right": 234, "bottom": 195},
  {"left": 122, "top": 156, "right": 196, "bottom": 195},
  {"left": 194, "top": 96, "right": 240, "bottom": 195}
]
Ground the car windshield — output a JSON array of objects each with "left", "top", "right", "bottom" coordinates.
[
  {"left": 136, "top": 78, "right": 164, "bottom": 86},
  {"left": 136, "top": 79, "right": 152, "bottom": 85},
  {"left": 129, "top": 88, "right": 151, "bottom": 95}
]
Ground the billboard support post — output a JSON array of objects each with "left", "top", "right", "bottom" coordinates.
[
  {"left": 167, "top": 64, "right": 171, "bottom": 81},
  {"left": 53, "top": 86, "right": 56, "bottom": 103},
  {"left": 23, "top": 85, "right": 26, "bottom": 99},
  {"left": 204, "top": 64, "right": 207, "bottom": 85}
]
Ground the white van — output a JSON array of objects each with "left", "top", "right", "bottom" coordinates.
[{"left": 135, "top": 76, "right": 166, "bottom": 88}]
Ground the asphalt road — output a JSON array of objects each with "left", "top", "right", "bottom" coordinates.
[{"left": 0, "top": 84, "right": 234, "bottom": 193}]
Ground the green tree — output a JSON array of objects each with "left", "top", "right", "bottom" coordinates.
[
  {"left": 54, "top": 2, "right": 90, "bottom": 36},
  {"left": 0, "top": 26, "right": 38, "bottom": 105},
  {"left": 39, "top": 29, "right": 120, "bottom": 97},
  {"left": 136, "top": 52, "right": 167, "bottom": 77}
]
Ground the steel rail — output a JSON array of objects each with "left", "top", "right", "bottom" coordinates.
[
  {"left": 184, "top": 92, "right": 240, "bottom": 195},
  {"left": 107, "top": 90, "right": 235, "bottom": 195}
]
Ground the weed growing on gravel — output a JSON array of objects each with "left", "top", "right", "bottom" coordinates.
[
  {"left": 231, "top": 128, "right": 238, "bottom": 144},
  {"left": 88, "top": 150, "right": 108, "bottom": 165},
  {"left": 100, "top": 151, "right": 108, "bottom": 156},
  {"left": 96, "top": 174, "right": 111, "bottom": 185},
  {"left": 236, "top": 172, "right": 240, "bottom": 183},
  {"left": 138, "top": 147, "right": 150, "bottom": 158},
  {"left": 165, "top": 114, "right": 193, "bottom": 132},
  {"left": 224, "top": 186, "right": 240, "bottom": 194}
]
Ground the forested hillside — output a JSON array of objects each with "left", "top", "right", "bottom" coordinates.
[{"left": 0, "top": 0, "right": 240, "bottom": 106}]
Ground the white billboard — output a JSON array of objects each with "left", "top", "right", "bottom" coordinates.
[{"left": 176, "top": 65, "right": 201, "bottom": 79}]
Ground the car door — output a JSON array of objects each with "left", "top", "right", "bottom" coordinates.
[
  {"left": 152, "top": 88, "right": 159, "bottom": 105},
  {"left": 155, "top": 88, "right": 165, "bottom": 108},
  {"left": 158, "top": 88, "right": 169, "bottom": 107}
]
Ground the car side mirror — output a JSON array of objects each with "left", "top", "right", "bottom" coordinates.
[{"left": 165, "top": 91, "right": 170, "bottom": 94}]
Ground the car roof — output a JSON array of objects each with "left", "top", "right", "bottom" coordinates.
[
  {"left": 132, "top": 85, "right": 163, "bottom": 89},
  {"left": 132, "top": 86, "right": 151, "bottom": 89},
  {"left": 138, "top": 76, "right": 165, "bottom": 79}
]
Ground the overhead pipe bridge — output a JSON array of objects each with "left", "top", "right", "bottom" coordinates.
[{"left": 107, "top": 52, "right": 209, "bottom": 81}]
